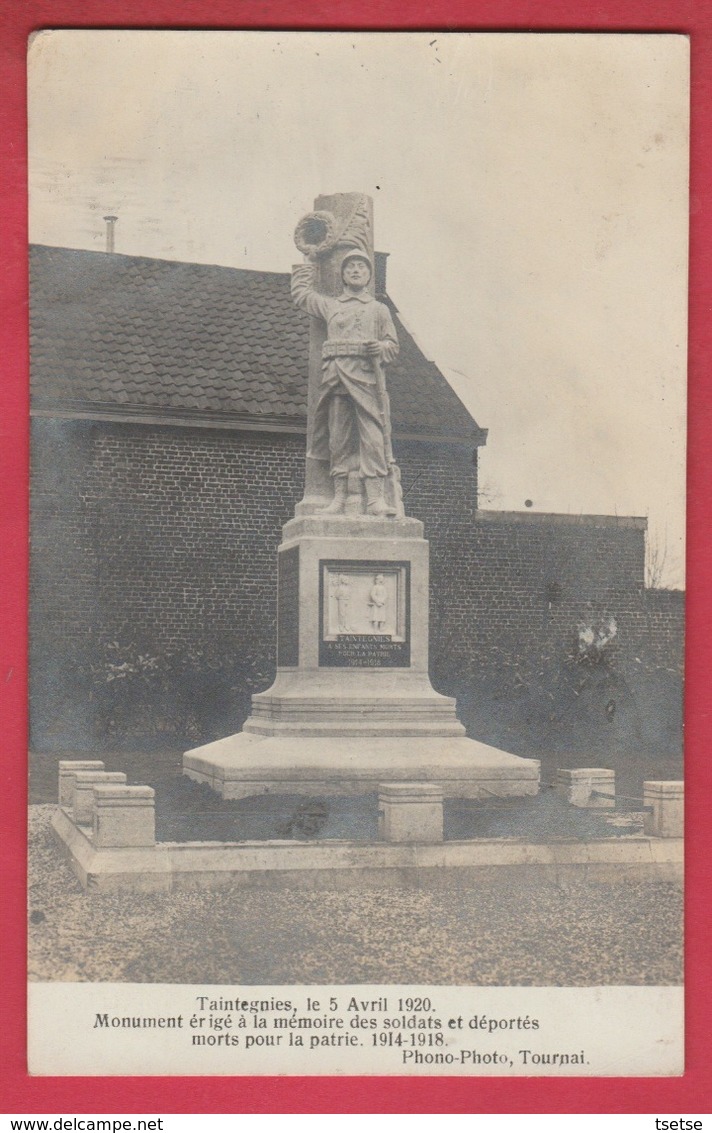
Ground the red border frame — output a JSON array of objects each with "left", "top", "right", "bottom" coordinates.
[{"left": 2, "top": 1, "right": 711, "bottom": 1114}]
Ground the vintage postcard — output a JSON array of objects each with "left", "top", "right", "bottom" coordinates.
[{"left": 27, "top": 30, "right": 688, "bottom": 1077}]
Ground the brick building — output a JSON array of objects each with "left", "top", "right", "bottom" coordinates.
[{"left": 29, "top": 244, "right": 683, "bottom": 761}]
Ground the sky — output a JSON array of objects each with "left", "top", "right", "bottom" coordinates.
[{"left": 28, "top": 31, "right": 689, "bottom": 587}]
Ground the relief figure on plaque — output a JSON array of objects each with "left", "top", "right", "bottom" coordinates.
[
  {"left": 291, "top": 248, "right": 400, "bottom": 517},
  {"left": 333, "top": 574, "right": 351, "bottom": 633},
  {"left": 368, "top": 573, "right": 388, "bottom": 632}
]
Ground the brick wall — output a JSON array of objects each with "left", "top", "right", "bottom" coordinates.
[
  {"left": 30, "top": 420, "right": 683, "bottom": 753},
  {"left": 30, "top": 419, "right": 306, "bottom": 746},
  {"left": 32, "top": 419, "right": 302, "bottom": 639},
  {"left": 418, "top": 509, "right": 683, "bottom": 762},
  {"left": 640, "top": 588, "right": 685, "bottom": 669}
]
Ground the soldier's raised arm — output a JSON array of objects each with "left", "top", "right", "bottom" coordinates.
[{"left": 291, "top": 259, "right": 332, "bottom": 321}]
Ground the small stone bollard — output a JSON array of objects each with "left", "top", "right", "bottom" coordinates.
[
  {"left": 378, "top": 782, "right": 444, "bottom": 843},
  {"left": 58, "top": 760, "right": 105, "bottom": 806},
  {"left": 92, "top": 785, "right": 156, "bottom": 848},
  {"left": 555, "top": 768, "right": 615, "bottom": 808},
  {"left": 644, "top": 781, "right": 683, "bottom": 838},
  {"left": 72, "top": 771, "right": 127, "bottom": 825}
]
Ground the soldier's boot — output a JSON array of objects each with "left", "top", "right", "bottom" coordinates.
[
  {"left": 364, "top": 476, "right": 396, "bottom": 517},
  {"left": 319, "top": 474, "right": 348, "bottom": 514}
]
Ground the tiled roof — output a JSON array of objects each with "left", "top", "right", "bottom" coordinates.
[{"left": 30, "top": 244, "right": 486, "bottom": 442}]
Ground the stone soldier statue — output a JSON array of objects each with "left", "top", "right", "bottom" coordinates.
[
  {"left": 333, "top": 574, "right": 351, "bottom": 633},
  {"left": 368, "top": 573, "right": 388, "bottom": 631},
  {"left": 291, "top": 248, "right": 400, "bottom": 516}
]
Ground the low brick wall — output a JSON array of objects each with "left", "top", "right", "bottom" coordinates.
[{"left": 429, "top": 510, "right": 649, "bottom": 675}]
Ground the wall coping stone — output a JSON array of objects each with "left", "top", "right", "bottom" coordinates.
[{"left": 475, "top": 509, "right": 647, "bottom": 530}]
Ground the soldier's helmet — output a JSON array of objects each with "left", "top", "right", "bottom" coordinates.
[{"left": 341, "top": 249, "right": 373, "bottom": 279}]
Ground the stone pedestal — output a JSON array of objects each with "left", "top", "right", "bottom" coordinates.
[
  {"left": 644, "top": 781, "right": 683, "bottom": 838},
  {"left": 93, "top": 785, "right": 156, "bottom": 848},
  {"left": 184, "top": 513, "right": 539, "bottom": 799},
  {"left": 555, "top": 767, "right": 615, "bottom": 808},
  {"left": 378, "top": 782, "right": 443, "bottom": 843},
  {"left": 249, "top": 514, "right": 461, "bottom": 736},
  {"left": 59, "top": 760, "right": 105, "bottom": 806},
  {"left": 72, "top": 771, "right": 127, "bottom": 825}
]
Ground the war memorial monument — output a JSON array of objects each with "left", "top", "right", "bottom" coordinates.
[{"left": 182, "top": 192, "right": 539, "bottom": 800}]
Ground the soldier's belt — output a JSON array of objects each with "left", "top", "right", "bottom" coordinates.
[{"left": 322, "top": 340, "right": 372, "bottom": 359}]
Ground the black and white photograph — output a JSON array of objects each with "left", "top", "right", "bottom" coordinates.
[{"left": 27, "top": 30, "right": 687, "bottom": 1077}]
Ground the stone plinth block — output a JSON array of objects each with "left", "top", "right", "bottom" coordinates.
[
  {"left": 72, "top": 771, "right": 126, "bottom": 825},
  {"left": 93, "top": 785, "right": 156, "bottom": 848},
  {"left": 58, "top": 760, "right": 105, "bottom": 806},
  {"left": 555, "top": 768, "right": 615, "bottom": 808},
  {"left": 644, "top": 781, "right": 683, "bottom": 838},
  {"left": 378, "top": 781, "right": 444, "bottom": 843}
]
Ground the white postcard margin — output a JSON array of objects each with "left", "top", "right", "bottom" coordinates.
[{"left": 29, "top": 983, "right": 683, "bottom": 1077}]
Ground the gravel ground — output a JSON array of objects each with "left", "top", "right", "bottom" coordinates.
[{"left": 29, "top": 805, "right": 682, "bottom": 986}]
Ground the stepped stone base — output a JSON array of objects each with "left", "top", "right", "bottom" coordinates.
[
  {"left": 245, "top": 669, "right": 465, "bottom": 737},
  {"left": 183, "top": 733, "right": 540, "bottom": 800}
]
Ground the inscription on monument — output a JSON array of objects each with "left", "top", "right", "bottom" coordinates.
[
  {"left": 319, "top": 559, "right": 410, "bottom": 668},
  {"left": 277, "top": 545, "right": 300, "bottom": 666}
]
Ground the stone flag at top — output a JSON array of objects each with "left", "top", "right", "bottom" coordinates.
[
  {"left": 183, "top": 191, "right": 539, "bottom": 801},
  {"left": 291, "top": 193, "right": 405, "bottom": 520}
]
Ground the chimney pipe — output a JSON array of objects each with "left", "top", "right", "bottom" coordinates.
[
  {"left": 104, "top": 215, "right": 118, "bottom": 253},
  {"left": 374, "top": 250, "right": 389, "bottom": 297}
]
